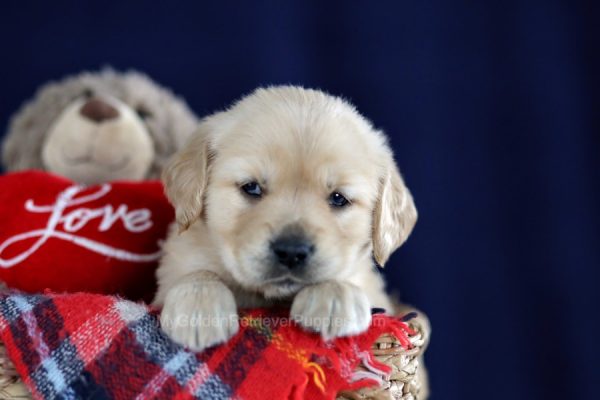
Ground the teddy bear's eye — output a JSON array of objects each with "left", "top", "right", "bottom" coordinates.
[
  {"left": 82, "top": 89, "right": 94, "bottom": 99},
  {"left": 136, "top": 108, "right": 153, "bottom": 120}
]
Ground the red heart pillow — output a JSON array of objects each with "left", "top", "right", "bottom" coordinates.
[{"left": 0, "top": 170, "right": 174, "bottom": 301}]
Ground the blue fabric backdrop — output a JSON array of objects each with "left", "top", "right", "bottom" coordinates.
[{"left": 1, "top": 2, "right": 598, "bottom": 399}]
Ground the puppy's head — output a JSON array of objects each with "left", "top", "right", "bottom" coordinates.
[{"left": 163, "top": 87, "right": 416, "bottom": 298}]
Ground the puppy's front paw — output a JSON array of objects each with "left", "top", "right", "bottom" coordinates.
[
  {"left": 160, "top": 278, "right": 239, "bottom": 351},
  {"left": 291, "top": 281, "right": 371, "bottom": 340}
]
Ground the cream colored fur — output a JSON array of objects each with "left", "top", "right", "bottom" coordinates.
[
  {"left": 42, "top": 95, "right": 155, "bottom": 183},
  {"left": 154, "top": 86, "right": 417, "bottom": 351}
]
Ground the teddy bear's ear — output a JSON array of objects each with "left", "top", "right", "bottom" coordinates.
[
  {"left": 162, "top": 122, "right": 213, "bottom": 232},
  {"left": 2, "top": 105, "right": 47, "bottom": 172}
]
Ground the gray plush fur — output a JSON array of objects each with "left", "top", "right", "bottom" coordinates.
[{"left": 1, "top": 69, "right": 198, "bottom": 179}]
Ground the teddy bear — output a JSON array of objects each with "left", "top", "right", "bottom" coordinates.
[
  {"left": 0, "top": 69, "right": 199, "bottom": 300},
  {"left": 1, "top": 69, "right": 198, "bottom": 184}
]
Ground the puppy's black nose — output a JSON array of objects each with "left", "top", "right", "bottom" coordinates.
[
  {"left": 80, "top": 98, "right": 119, "bottom": 123},
  {"left": 271, "top": 237, "right": 315, "bottom": 269}
]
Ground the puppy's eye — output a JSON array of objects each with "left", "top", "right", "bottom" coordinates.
[
  {"left": 241, "top": 182, "right": 263, "bottom": 198},
  {"left": 329, "top": 192, "right": 350, "bottom": 207}
]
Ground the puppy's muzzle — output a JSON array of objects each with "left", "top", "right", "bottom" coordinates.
[{"left": 270, "top": 235, "right": 315, "bottom": 270}]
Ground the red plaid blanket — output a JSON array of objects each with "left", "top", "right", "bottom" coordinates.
[{"left": 0, "top": 291, "right": 414, "bottom": 399}]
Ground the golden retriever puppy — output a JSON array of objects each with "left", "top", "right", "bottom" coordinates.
[{"left": 153, "top": 86, "right": 417, "bottom": 351}]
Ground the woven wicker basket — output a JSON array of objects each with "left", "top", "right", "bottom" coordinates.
[
  {"left": 0, "top": 313, "right": 429, "bottom": 400},
  {"left": 337, "top": 312, "right": 430, "bottom": 400}
]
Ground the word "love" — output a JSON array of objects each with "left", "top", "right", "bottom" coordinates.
[{"left": 0, "top": 184, "right": 162, "bottom": 268}]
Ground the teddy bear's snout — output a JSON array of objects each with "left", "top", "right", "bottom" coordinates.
[{"left": 80, "top": 98, "right": 120, "bottom": 123}]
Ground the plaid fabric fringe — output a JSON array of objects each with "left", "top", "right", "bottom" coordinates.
[{"left": 0, "top": 291, "right": 414, "bottom": 400}]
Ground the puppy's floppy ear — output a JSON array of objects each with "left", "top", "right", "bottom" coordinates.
[
  {"left": 162, "top": 122, "right": 212, "bottom": 232},
  {"left": 372, "top": 160, "right": 418, "bottom": 266}
]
